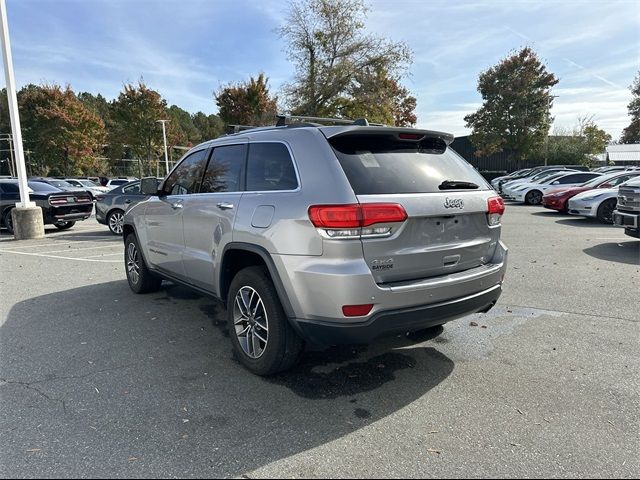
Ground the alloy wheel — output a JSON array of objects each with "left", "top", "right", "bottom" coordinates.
[
  {"left": 233, "top": 286, "right": 269, "bottom": 359},
  {"left": 109, "top": 211, "right": 124, "bottom": 235},
  {"left": 127, "top": 242, "right": 140, "bottom": 285}
]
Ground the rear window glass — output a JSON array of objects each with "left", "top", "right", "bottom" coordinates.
[
  {"left": 28, "top": 181, "right": 60, "bottom": 192},
  {"left": 330, "top": 134, "right": 488, "bottom": 195}
]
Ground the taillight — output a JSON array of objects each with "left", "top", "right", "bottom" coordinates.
[
  {"left": 342, "top": 304, "right": 374, "bottom": 317},
  {"left": 487, "top": 196, "right": 505, "bottom": 226},
  {"left": 308, "top": 203, "right": 407, "bottom": 239},
  {"left": 49, "top": 197, "right": 67, "bottom": 205}
]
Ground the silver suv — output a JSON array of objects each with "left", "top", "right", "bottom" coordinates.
[{"left": 123, "top": 117, "right": 508, "bottom": 375}]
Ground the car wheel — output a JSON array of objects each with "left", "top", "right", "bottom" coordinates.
[
  {"left": 227, "top": 266, "right": 303, "bottom": 376},
  {"left": 54, "top": 221, "right": 76, "bottom": 230},
  {"left": 596, "top": 199, "right": 617, "bottom": 224},
  {"left": 124, "top": 233, "right": 162, "bottom": 294},
  {"left": 107, "top": 209, "right": 125, "bottom": 235},
  {"left": 525, "top": 190, "right": 543, "bottom": 205},
  {"left": 2, "top": 208, "right": 14, "bottom": 234}
]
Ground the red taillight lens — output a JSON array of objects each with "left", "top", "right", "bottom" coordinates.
[
  {"left": 342, "top": 304, "right": 374, "bottom": 317},
  {"left": 487, "top": 196, "right": 505, "bottom": 215},
  {"left": 487, "top": 196, "right": 505, "bottom": 226},
  {"left": 49, "top": 198, "right": 67, "bottom": 205},
  {"left": 398, "top": 133, "right": 423, "bottom": 140},
  {"left": 308, "top": 203, "right": 407, "bottom": 229}
]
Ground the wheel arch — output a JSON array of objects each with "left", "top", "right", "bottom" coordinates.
[{"left": 220, "top": 243, "right": 295, "bottom": 319}]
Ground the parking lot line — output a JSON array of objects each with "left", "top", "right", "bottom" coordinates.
[
  {"left": 84, "top": 252, "right": 123, "bottom": 258},
  {"left": 30, "top": 244, "right": 122, "bottom": 254},
  {"left": 0, "top": 248, "right": 121, "bottom": 263}
]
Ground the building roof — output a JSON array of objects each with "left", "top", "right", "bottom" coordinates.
[{"left": 606, "top": 144, "right": 640, "bottom": 162}]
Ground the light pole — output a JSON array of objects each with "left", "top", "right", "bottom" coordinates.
[
  {"left": 1, "top": 0, "right": 44, "bottom": 238},
  {"left": 157, "top": 119, "right": 169, "bottom": 176}
]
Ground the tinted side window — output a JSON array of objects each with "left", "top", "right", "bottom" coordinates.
[
  {"left": 123, "top": 182, "right": 141, "bottom": 194},
  {"left": 200, "top": 144, "right": 246, "bottom": 193},
  {"left": 162, "top": 149, "right": 209, "bottom": 195},
  {"left": 247, "top": 143, "right": 298, "bottom": 191},
  {"left": 0, "top": 183, "right": 19, "bottom": 193},
  {"left": 570, "top": 173, "right": 598, "bottom": 183},
  {"left": 611, "top": 174, "right": 637, "bottom": 186}
]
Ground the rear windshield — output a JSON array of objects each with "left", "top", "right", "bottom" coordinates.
[
  {"left": 330, "top": 134, "right": 489, "bottom": 195},
  {"left": 28, "top": 181, "right": 60, "bottom": 192}
]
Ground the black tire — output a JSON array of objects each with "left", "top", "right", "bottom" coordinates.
[
  {"left": 596, "top": 199, "right": 617, "bottom": 224},
  {"left": 525, "top": 190, "right": 543, "bottom": 205},
  {"left": 2, "top": 208, "right": 14, "bottom": 234},
  {"left": 227, "top": 266, "right": 303, "bottom": 376},
  {"left": 54, "top": 221, "right": 76, "bottom": 230},
  {"left": 107, "top": 209, "right": 125, "bottom": 235},
  {"left": 124, "top": 233, "right": 162, "bottom": 294}
]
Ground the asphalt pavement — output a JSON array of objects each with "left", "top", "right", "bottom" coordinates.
[{"left": 0, "top": 205, "right": 638, "bottom": 478}]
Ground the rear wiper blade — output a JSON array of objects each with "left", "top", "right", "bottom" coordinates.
[{"left": 438, "top": 180, "right": 479, "bottom": 190}]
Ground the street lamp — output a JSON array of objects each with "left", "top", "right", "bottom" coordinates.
[{"left": 157, "top": 119, "right": 169, "bottom": 176}]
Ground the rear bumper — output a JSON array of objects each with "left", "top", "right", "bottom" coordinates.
[
  {"left": 613, "top": 210, "right": 639, "bottom": 237},
  {"left": 294, "top": 285, "right": 501, "bottom": 345},
  {"left": 44, "top": 207, "right": 93, "bottom": 224}
]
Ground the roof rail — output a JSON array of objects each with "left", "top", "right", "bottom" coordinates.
[
  {"left": 276, "top": 114, "right": 385, "bottom": 127},
  {"left": 226, "top": 124, "right": 258, "bottom": 134}
]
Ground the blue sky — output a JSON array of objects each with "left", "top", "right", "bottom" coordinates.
[{"left": 4, "top": 0, "right": 639, "bottom": 138}]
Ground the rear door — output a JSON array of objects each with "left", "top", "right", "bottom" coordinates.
[{"left": 329, "top": 131, "right": 499, "bottom": 284}]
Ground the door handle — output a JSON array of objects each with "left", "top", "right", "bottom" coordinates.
[
  {"left": 216, "top": 202, "right": 234, "bottom": 210},
  {"left": 171, "top": 202, "right": 183, "bottom": 210}
]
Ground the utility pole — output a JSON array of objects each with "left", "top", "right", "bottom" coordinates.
[
  {"left": 0, "top": 0, "right": 44, "bottom": 238},
  {"left": 157, "top": 119, "right": 169, "bottom": 176}
]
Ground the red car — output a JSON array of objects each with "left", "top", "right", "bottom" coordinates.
[{"left": 542, "top": 171, "right": 640, "bottom": 212}]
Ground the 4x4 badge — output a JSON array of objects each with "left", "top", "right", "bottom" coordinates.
[{"left": 444, "top": 198, "right": 464, "bottom": 209}]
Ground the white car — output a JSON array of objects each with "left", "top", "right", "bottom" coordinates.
[
  {"left": 502, "top": 171, "right": 571, "bottom": 200},
  {"left": 508, "top": 171, "right": 602, "bottom": 205},
  {"left": 65, "top": 178, "right": 109, "bottom": 198},
  {"left": 568, "top": 183, "right": 629, "bottom": 224},
  {"left": 501, "top": 168, "right": 577, "bottom": 195}
]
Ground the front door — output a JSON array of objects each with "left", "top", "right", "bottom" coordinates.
[
  {"left": 144, "top": 148, "right": 210, "bottom": 280},
  {"left": 182, "top": 143, "right": 247, "bottom": 292}
]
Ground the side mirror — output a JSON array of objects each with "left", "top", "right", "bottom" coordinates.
[
  {"left": 552, "top": 181, "right": 560, "bottom": 185},
  {"left": 141, "top": 177, "right": 160, "bottom": 196}
]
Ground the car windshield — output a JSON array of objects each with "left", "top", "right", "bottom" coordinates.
[
  {"left": 540, "top": 173, "right": 568, "bottom": 184},
  {"left": 47, "top": 180, "right": 75, "bottom": 189},
  {"left": 581, "top": 174, "right": 619, "bottom": 188},
  {"left": 28, "top": 181, "right": 60, "bottom": 193},
  {"left": 78, "top": 180, "right": 99, "bottom": 187}
]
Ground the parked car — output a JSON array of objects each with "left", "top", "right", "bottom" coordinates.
[
  {"left": 64, "top": 178, "right": 109, "bottom": 199},
  {"left": 507, "top": 171, "right": 601, "bottom": 205},
  {"left": 106, "top": 177, "right": 138, "bottom": 190},
  {"left": 30, "top": 177, "right": 88, "bottom": 193},
  {"left": 500, "top": 168, "right": 579, "bottom": 196},
  {"left": 567, "top": 180, "right": 637, "bottom": 224},
  {"left": 490, "top": 168, "right": 533, "bottom": 191},
  {"left": 95, "top": 179, "right": 161, "bottom": 235},
  {"left": 612, "top": 177, "right": 640, "bottom": 237},
  {"left": 542, "top": 171, "right": 640, "bottom": 212},
  {"left": 122, "top": 118, "right": 508, "bottom": 375},
  {"left": 0, "top": 180, "right": 93, "bottom": 233},
  {"left": 495, "top": 165, "right": 588, "bottom": 194}
]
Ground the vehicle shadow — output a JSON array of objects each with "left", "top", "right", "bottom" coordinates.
[
  {"left": 530, "top": 210, "right": 571, "bottom": 217},
  {"left": 0, "top": 281, "right": 454, "bottom": 478},
  {"left": 556, "top": 218, "right": 606, "bottom": 228},
  {"left": 583, "top": 241, "right": 640, "bottom": 265}
]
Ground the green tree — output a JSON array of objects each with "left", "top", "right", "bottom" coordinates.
[
  {"left": 192, "top": 112, "right": 224, "bottom": 141},
  {"left": 215, "top": 73, "right": 278, "bottom": 126},
  {"left": 464, "top": 47, "right": 559, "bottom": 161},
  {"left": 620, "top": 71, "right": 640, "bottom": 143},
  {"left": 278, "top": 0, "right": 414, "bottom": 122},
  {"left": 111, "top": 81, "right": 168, "bottom": 176},
  {"left": 17, "top": 84, "right": 105, "bottom": 176}
]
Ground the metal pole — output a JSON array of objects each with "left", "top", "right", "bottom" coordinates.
[
  {"left": 1, "top": 0, "right": 32, "bottom": 207},
  {"left": 157, "top": 119, "right": 169, "bottom": 176}
]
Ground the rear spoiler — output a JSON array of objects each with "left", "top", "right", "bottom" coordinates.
[{"left": 319, "top": 125, "right": 455, "bottom": 146}]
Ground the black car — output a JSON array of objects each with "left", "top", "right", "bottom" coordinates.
[{"left": 0, "top": 180, "right": 93, "bottom": 233}]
